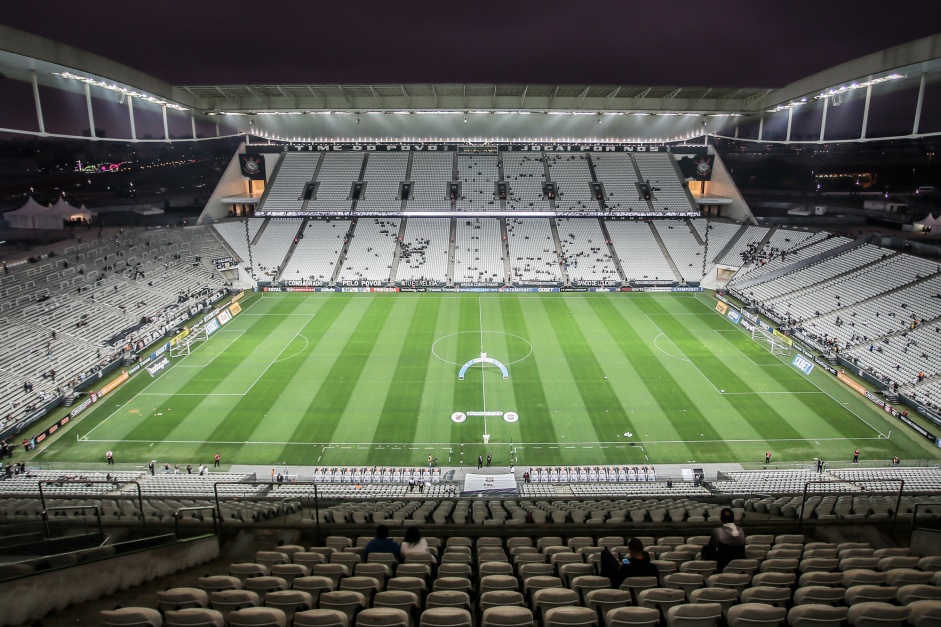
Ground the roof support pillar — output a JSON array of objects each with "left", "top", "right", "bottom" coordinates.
[
  {"left": 191, "top": 111, "right": 197, "bottom": 139},
  {"left": 860, "top": 84, "right": 872, "bottom": 139},
  {"left": 128, "top": 96, "right": 137, "bottom": 140},
  {"left": 819, "top": 98, "right": 828, "bottom": 142},
  {"left": 162, "top": 105, "right": 169, "bottom": 141},
  {"left": 85, "top": 83, "right": 96, "bottom": 138},
  {"left": 31, "top": 71, "right": 45, "bottom": 134},
  {"left": 913, "top": 72, "right": 926, "bottom": 135},
  {"left": 786, "top": 107, "right": 793, "bottom": 142},
  {"left": 757, "top": 114, "right": 764, "bottom": 142}
]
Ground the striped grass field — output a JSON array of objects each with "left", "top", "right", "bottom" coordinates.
[{"left": 36, "top": 292, "right": 941, "bottom": 468}]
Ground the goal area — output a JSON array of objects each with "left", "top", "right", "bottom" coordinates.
[
  {"left": 752, "top": 325, "right": 791, "bottom": 357},
  {"left": 170, "top": 326, "right": 208, "bottom": 357}
]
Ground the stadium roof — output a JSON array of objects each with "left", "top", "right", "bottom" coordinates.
[{"left": 1, "top": 22, "right": 940, "bottom": 143}]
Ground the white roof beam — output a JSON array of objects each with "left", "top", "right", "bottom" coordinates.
[
  {"left": 604, "top": 86, "right": 622, "bottom": 109},
  {"left": 577, "top": 85, "right": 591, "bottom": 109}
]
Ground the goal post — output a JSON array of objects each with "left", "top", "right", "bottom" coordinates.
[
  {"left": 170, "top": 326, "right": 208, "bottom": 357},
  {"left": 752, "top": 325, "right": 791, "bottom": 357}
]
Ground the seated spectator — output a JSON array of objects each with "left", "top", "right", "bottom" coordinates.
[
  {"left": 599, "top": 537, "right": 658, "bottom": 588},
  {"left": 399, "top": 526, "right": 429, "bottom": 559},
  {"left": 363, "top": 524, "right": 400, "bottom": 560},
  {"left": 702, "top": 507, "right": 746, "bottom": 572}
]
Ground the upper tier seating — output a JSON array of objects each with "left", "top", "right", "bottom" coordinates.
[
  {"left": 408, "top": 153, "right": 453, "bottom": 212},
  {"left": 592, "top": 154, "right": 644, "bottom": 212},
  {"left": 456, "top": 155, "right": 499, "bottom": 211},
  {"left": 358, "top": 154, "right": 409, "bottom": 211},
  {"left": 505, "top": 155, "right": 550, "bottom": 211},
  {"left": 309, "top": 153, "right": 363, "bottom": 211},
  {"left": 633, "top": 153, "right": 697, "bottom": 212},
  {"left": 261, "top": 153, "right": 318, "bottom": 213},
  {"left": 547, "top": 153, "right": 596, "bottom": 212}
]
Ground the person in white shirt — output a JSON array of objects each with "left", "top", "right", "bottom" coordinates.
[{"left": 399, "top": 526, "right": 429, "bottom": 558}]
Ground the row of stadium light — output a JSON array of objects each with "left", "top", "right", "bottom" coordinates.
[
  {"left": 52, "top": 72, "right": 189, "bottom": 111},
  {"left": 208, "top": 110, "right": 742, "bottom": 117},
  {"left": 767, "top": 73, "right": 907, "bottom": 113},
  {"left": 250, "top": 131, "right": 711, "bottom": 144}
]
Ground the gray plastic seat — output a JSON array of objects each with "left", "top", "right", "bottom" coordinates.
[
  {"left": 480, "top": 607, "right": 534, "bottom": 627},
  {"left": 156, "top": 588, "right": 209, "bottom": 612},
  {"left": 665, "top": 602, "right": 722, "bottom": 627},
  {"left": 787, "top": 605, "right": 847, "bottom": 627},
  {"left": 605, "top": 607, "right": 660, "bottom": 627},
  {"left": 293, "top": 610, "right": 350, "bottom": 627},
  {"left": 846, "top": 602, "right": 909, "bottom": 627},
  {"left": 544, "top": 607, "right": 599, "bottom": 627},
  {"left": 726, "top": 603, "right": 786, "bottom": 627},
  {"left": 264, "top": 590, "right": 313, "bottom": 622},
  {"left": 228, "top": 607, "right": 286, "bottom": 627},
  {"left": 420, "top": 608, "right": 473, "bottom": 627},
  {"left": 908, "top": 600, "right": 941, "bottom": 627},
  {"left": 164, "top": 608, "right": 224, "bottom": 627},
  {"left": 99, "top": 608, "right": 163, "bottom": 627},
  {"left": 356, "top": 608, "right": 410, "bottom": 627}
]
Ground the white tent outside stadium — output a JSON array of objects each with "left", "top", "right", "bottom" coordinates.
[
  {"left": 48, "top": 198, "right": 93, "bottom": 224},
  {"left": 4, "top": 197, "right": 53, "bottom": 229}
]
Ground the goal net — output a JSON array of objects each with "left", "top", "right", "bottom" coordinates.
[
  {"left": 752, "top": 325, "right": 791, "bottom": 357},
  {"left": 170, "top": 326, "right": 208, "bottom": 357}
]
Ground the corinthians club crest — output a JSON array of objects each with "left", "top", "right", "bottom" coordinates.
[
  {"left": 693, "top": 155, "right": 713, "bottom": 178},
  {"left": 239, "top": 154, "right": 266, "bottom": 179}
]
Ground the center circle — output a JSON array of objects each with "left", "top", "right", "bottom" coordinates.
[{"left": 431, "top": 331, "right": 534, "bottom": 366}]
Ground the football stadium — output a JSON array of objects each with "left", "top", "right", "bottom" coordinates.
[{"left": 1, "top": 4, "right": 941, "bottom": 625}]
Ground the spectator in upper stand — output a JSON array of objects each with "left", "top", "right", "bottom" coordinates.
[
  {"left": 363, "top": 524, "right": 400, "bottom": 560},
  {"left": 702, "top": 508, "right": 746, "bottom": 573}
]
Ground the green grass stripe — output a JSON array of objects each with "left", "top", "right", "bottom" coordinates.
[
  {"left": 637, "top": 297, "right": 807, "bottom": 443},
  {"left": 500, "top": 296, "right": 562, "bottom": 465},
  {"left": 451, "top": 296, "right": 486, "bottom": 447},
  {"left": 587, "top": 296, "right": 737, "bottom": 461},
  {"left": 677, "top": 296, "right": 880, "bottom": 439},
  {"left": 365, "top": 296, "right": 443, "bottom": 463},
  {"left": 541, "top": 298, "right": 631, "bottom": 463},
  {"left": 119, "top": 297, "right": 308, "bottom": 443},
  {"left": 288, "top": 296, "right": 396, "bottom": 444}
]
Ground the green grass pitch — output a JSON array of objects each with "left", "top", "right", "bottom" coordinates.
[{"left": 35, "top": 292, "right": 941, "bottom": 468}]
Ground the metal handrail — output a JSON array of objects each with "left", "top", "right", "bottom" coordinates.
[
  {"left": 910, "top": 501, "right": 941, "bottom": 534},
  {"left": 212, "top": 480, "right": 321, "bottom": 542},
  {"left": 38, "top": 479, "right": 145, "bottom": 528},
  {"left": 173, "top": 506, "right": 219, "bottom": 537},
  {"left": 41, "top": 504, "right": 102, "bottom": 539},
  {"left": 799, "top": 478, "right": 904, "bottom": 530}
]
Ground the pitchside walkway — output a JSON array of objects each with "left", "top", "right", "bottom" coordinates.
[{"left": 229, "top": 463, "right": 746, "bottom": 483}]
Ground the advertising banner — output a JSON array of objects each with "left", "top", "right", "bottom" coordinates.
[
  {"left": 97, "top": 371, "right": 129, "bottom": 399},
  {"left": 146, "top": 356, "right": 170, "bottom": 377},
  {"left": 772, "top": 329, "right": 793, "bottom": 346},
  {"left": 837, "top": 371, "right": 867, "bottom": 396},
  {"left": 715, "top": 301, "right": 729, "bottom": 315},
  {"left": 726, "top": 309, "right": 742, "bottom": 324},
  {"left": 791, "top": 354, "right": 815, "bottom": 375}
]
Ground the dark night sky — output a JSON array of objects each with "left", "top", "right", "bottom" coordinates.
[{"left": 1, "top": 1, "right": 939, "bottom": 88}]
